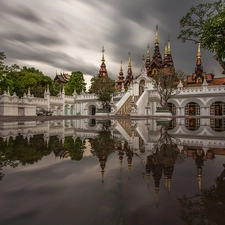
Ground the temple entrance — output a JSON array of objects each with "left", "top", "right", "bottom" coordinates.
[{"left": 185, "top": 102, "right": 200, "bottom": 130}]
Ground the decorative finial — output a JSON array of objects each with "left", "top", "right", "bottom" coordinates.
[
  {"left": 197, "top": 42, "right": 201, "bottom": 59},
  {"left": 167, "top": 35, "right": 171, "bottom": 54},
  {"left": 146, "top": 44, "right": 150, "bottom": 59},
  {"left": 120, "top": 60, "right": 123, "bottom": 72},
  {"left": 164, "top": 42, "right": 168, "bottom": 56},
  {"left": 155, "top": 25, "right": 159, "bottom": 46},
  {"left": 128, "top": 52, "right": 132, "bottom": 68},
  {"left": 102, "top": 46, "right": 105, "bottom": 62}
]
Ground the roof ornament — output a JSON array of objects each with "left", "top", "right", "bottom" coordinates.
[
  {"left": 155, "top": 25, "right": 159, "bottom": 46},
  {"left": 146, "top": 44, "right": 150, "bottom": 59},
  {"left": 167, "top": 35, "right": 171, "bottom": 54},
  {"left": 102, "top": 46, "right": 105, "bottom": 62},
  {"left": 120, "top": 60, "right": 123, "bottom": 73},
  {"left": 128, "top": 52, "right": 132, "bottom": 68},
  {"left": 164, "top": 42, "right": 168, "bottom": 56},
  {"left": 197, "top": 42, "right": 201, "bottom": 59}
]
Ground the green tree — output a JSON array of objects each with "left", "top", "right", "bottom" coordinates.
[
  {"left": 0, "top": 52, "right": 6, "bottom": 70},
  {"left": 2, "top": 66, "right": 57, "bottom": 97},
  {"left": 89, "top": 76, "right": 117, "bottom": 110},
  {"left": 177, "top": 0, "right": 225, "bottom": 73},
  {"left": 152, "top": 69, "right": 186, "bottom": 108},
  {"left": 64, "top": 71, "right": 86, "bottom": 95}
]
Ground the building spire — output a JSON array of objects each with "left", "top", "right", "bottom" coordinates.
[
  {"left": 99, "top": 46, "right": 108, "bottom": 77},
  {"left": 128, "top": 51, "right": 132, "bottom": 68},
  {"left": 197, "top": 42, "right": 201, "bottom": 59},
  {"left": 155, "top": 25, "right": 159, "bottom": 46},
  {"left": 120, "top": 60, "right": 123, "bottom": 73},
  {"left": 102, "top": 46, "right": 105, "bottom": 62},
  {"left": 164, "top": 42, "right": 168, "bottom": 56},
  {"left": 146, "top": 44, "right": 150, "bottom": 59},
  {"left": 167, "top": 35, "right": 171, "bottom": 54}
]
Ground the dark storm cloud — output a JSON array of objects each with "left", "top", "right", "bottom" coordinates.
[
  {"left": 0, "top": 2, "right": 44, "bottom": 24},
  {"left": 0, "top": 0, "right": 223, "bottom": 80},
  {"left": 1, "top": 33, "right": 64, "bottom": 46}
]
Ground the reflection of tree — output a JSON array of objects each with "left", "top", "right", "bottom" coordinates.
[
  {"left": 178, "top": 164, "right": 225, "bottom": 225},
  {"left": 153, "top": 125, "right": 186, "bottom": 165},
  {"left": 0, "top": 135, "right": 52, "bottom": 180},
  {"left": 64, "top": 137, "right": 85, "bottom": 161}
]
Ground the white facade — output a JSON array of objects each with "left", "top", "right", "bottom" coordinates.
[{"left": 0, "top": 62, "right": 225, "bottom": 120}]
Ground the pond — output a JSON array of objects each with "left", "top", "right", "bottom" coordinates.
[{"left": 0, "top": 118, "right": 224, "bottom": 225}]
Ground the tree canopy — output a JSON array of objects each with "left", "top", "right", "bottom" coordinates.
[
  {"left": 152, "top": 69, "right": 186, "bottom": 108},
  {"left": 177, "top": 0, "right": 225, "bottom": 73},
  {"left": 64, "top": 71, "right": 86, "bottom": 95},
  {"left": 89, "top": 76, "right": 117, "bottom": 110},
  {"left": 0, "top": 52, "right": 60, "bottom": 97}
]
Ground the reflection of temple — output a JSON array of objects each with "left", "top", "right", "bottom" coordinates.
[{"left": 0, "top": 118, "right": 225, "bottom": 201}]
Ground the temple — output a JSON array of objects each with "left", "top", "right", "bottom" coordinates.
[{"left": 0, "top": 26, "right": 225, "bottom": 132}]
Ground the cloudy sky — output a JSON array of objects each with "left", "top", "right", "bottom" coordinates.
[{"left": 0, "top": 0, "right": 222, "bottom": 86}]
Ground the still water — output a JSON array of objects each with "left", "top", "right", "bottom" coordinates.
[{"left": 0, "top": 118, "right": 225, "bottom": 225}]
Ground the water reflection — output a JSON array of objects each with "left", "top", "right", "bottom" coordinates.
[
  {"left": 0, "top": 118, "right": 225, "bottom": 224},
  {"left": 179, "top": 164, "right": 225, "bottom": 225}
]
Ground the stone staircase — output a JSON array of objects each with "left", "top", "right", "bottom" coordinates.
[{"left": 115, "top": 96, "right": 139, "bottom": 115}]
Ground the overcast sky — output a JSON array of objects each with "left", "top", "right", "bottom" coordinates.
[{"left": 0, "top": 0, "right": 222, "bottom": 86}]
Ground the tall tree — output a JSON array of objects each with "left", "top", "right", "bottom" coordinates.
[
  {"left": 2, "top": 66, "right": 55, "bottom": 97},
  {"left": 64, "top": 71, "right": 86, "bottom": 95},
  {"left": 177, "top": 0, "right": 225, "bottom": 73},
  {"left": 89, "top": 76, "right": 117, "bottom": 110},
  {"left": 152, "top": 70, "right": 186, "bottom": 108}
]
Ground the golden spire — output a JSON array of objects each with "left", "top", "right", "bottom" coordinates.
[
  {"left": 167, "top": 35, "right": 171, "bottom": 54},
  {"left": 164, "top": 42, "right": 168, "bottom": 56},
  {"left": 155, "top": 25, "right": 159, "bottom": 46},
  {"left": 197, "top": 42, "right": 201, "bottom": 59},
  {"left": 120, "top": 60, "right": 123, "bottom": 72},
  {"left": 102, "top": 46, "right": 105, "bottom": 62},
  {"left": 128, "top": 52, "right": 132, "bottom": 68},
  {"left": 146, "top": 44, "right": 150, "bottom": 59}
]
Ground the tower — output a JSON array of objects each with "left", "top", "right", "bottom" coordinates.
[
  {"left": 147, "top": 25, "right": 163, "bottom": 77},
  {"left": 99, "top": 46, "right": 108, "bottom": 77},
  {"left": 116, "top": 61, "right": 125, "bottom": 91}
]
